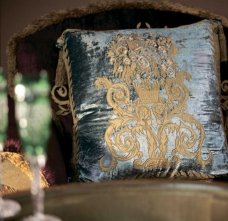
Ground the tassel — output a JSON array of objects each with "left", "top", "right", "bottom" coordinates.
[{"left": 4, "top": 138, "right": 21, "bottom": 153}]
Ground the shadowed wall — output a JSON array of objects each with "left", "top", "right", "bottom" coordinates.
[{"left": 1, "top": 0, "right": 228, "bottom": 70}]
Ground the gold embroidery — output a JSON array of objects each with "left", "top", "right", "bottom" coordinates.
[
  {"left": 221, "top": 80, "right": 228, "bottom": 111},
  {"left": 51, "top": 85, "right": 70, "bottom": 116},
  {"left": 96, "top": 34, "right": 211, "bottom": 172}
]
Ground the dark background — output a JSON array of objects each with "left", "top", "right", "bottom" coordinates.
[{"left": 1, "top": 0, "right": 228, "bottom": 71}]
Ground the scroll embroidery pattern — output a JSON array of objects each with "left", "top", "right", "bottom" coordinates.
[
  {"left": 95, "top": 34, "right": 212, "bottom": 172},
  {"left": 51, "top": 85, "right": 70, "bottom": 116}
]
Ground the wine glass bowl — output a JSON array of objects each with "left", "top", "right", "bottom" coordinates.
[
  {"left": 15, "top": 72, "right": 51, "bottom": 156},
  {"left": 15, "top": 71, "right": 61, "bottom": 221}
]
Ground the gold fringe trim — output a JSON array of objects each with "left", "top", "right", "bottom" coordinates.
[
  {"left": 72, "top": 124, "right": 80, "bottom": 181},
  {"left": 58, "top": 37, "right": 80, "bottom": 180},
  {"left": 172, "top": 170, "right": 214, "bottom": 179},
  {"left": 7, "top": 0, "right": 228, "bottom": 97},
  {"left": 51, "top": 85, "right": 70, "bottom": 116},
  {"left": 0, "top": 184, "right": 16, "bottom": 195},
  {"left": 61, "top": 44, "right": 78, "bottom": 126},
  {"left": 0, "top": 152, "right": 49, "bottom": 188}
]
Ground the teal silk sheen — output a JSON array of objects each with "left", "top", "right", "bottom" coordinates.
[{"left": 58, "top": 20, "right": 228, "bottom": 182}]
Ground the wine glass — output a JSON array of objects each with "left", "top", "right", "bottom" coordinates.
[
  {"left": 14, "top": 70, "right": 61, "bottom": 221},
  {"left": 0, "top": 68, "right": 21, "bottom": 219}
]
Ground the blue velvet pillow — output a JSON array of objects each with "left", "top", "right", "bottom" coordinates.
[{"left": 57, "top": 20, "right": 228, "bottom": 181}]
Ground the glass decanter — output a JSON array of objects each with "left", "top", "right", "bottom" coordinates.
[
  {"left": 0, "top": 69, "right": 21, "bottom": 219},
  {"left": 15, "top": 71, "right": 61, "bottom": 221}
]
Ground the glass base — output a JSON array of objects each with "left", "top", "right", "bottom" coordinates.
[
  {"left": 0, "top": 199, "right": 21, "bottom": 218},
  {"left": 23, "top": 213, "right": 62, "bottom": 221}
]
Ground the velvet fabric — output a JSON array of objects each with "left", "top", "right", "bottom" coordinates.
[
  {"left": 59, "top": 20, "right": 228, "bottom": 182},
  {"left": 6, "top": 2, "right": 228, "bottom": 184}
]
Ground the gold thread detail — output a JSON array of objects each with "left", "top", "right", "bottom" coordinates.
[
  {"left": 59, "top": 36, "right": 80, "bottom": 178},
  {"left": 62, "top": 44, "right": 78, "bottom": 126},
  {"left": 51, "top": 85, "right": 70, "bottom": 116},
  {"left": 96, "top": 34, "right": 212, "bottom": 173},
  {"left": 0, "top": 185, "right": 16, "bottom": 195},
  {"left": 174, "top": 170, "right": 214, "bottom": 179},
  {"left": 221, "top": 80, "right": 228, "bottom": 111}
]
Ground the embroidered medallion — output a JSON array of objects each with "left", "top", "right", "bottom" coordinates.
[{"left": 95, "top": 34, "right": 212, "bottom": 172}]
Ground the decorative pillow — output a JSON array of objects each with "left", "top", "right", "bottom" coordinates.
[{"left": 56, "top": 19, "right": 228, "bottom": 182}]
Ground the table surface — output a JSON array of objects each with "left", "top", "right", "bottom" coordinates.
[{"left": 4, "top": 179, "right": 228, "bottom": 221}]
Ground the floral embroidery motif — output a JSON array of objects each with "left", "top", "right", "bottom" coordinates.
[{"left": 95, "top": 34, "right": 212, "bottom": 172}]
